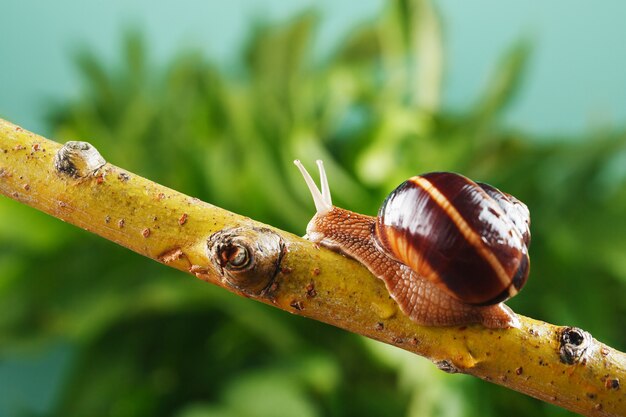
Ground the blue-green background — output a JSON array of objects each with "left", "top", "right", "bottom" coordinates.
[
  {"left": 3, "top": 0, "right": 626, "bottom": 136},
  {"left": 1, "top": 1, "right": 625, "bottom": 416}
]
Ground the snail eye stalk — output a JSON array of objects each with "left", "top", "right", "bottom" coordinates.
[
  {"left": 294, "top": 159, "right": 332, "bottom": 215},
  {"left": 316, "top": 160, "right": 332, "bottom": 207}
]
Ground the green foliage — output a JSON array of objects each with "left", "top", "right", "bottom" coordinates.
[{"left": 1, "top": 0, "right": 625, "bottom": 416}]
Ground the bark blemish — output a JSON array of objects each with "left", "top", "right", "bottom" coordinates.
[
  {"left": 305, "top": 282, "right": 317, "bottom": 298},
  {"left": 158, "top": 248, "right": 186, "bottom": 265},
  {"left": 435, "top": 360, "right": 459, "bottom": 374},
  {"left": 605, "top": 378, "right": 620, "bottom": 390},
  {"left": 207, "top": 226, "right": 284, "bottom": 297},
  {"left": 559, "top": 327, "right": 591, "bottom": 365},
  {"left": 54, "top": 141, "right": 106, "bottom": 179}
]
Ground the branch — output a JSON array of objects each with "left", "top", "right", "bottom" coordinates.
[{"left": 0, "top": 118, "right": 624, "bottom": 417}]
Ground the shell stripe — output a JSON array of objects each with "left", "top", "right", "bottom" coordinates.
[
  {"left": 384, "top": 227, "right": 440, "bottom": 290},
  {"left": 410, "top": 176, "right": 516, "bottom": 295}
]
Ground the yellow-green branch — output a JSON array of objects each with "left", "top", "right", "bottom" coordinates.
[{"left": 0, "top": 118, "right": 624, "bottom": 417}]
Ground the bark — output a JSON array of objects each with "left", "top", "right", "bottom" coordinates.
[{"left": 0, "top": 118, "right": 624, "bottom": 416}]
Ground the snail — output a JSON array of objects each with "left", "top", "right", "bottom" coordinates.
[{"left": 294, "top": 160, "right": 530, "bottom": 328}]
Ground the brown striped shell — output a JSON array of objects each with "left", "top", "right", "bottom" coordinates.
[{"left": 375, "top": 172, "right": 530, "bottom": 306}]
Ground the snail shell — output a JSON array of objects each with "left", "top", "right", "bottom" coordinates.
[{"left": 375, "top": 172, "right": 530, "bottom": 305}]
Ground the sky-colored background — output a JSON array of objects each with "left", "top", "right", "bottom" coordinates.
[
  {"left": 1, "top": 0, "right": 626, "bottom": 137},
  {"left": 1, "top": 1, "right": 625, "bottom": 415}
]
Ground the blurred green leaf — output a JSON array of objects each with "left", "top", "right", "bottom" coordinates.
[
  {"left": 472, "top": 38, "right": 532, "bottom": 125},
  {"left": 1, "top": 1, "right": 625, "bottom": 417}
]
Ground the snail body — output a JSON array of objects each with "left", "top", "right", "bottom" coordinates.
[{"left": 294, "top": 160, "right": 530, "bottom": 328}]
